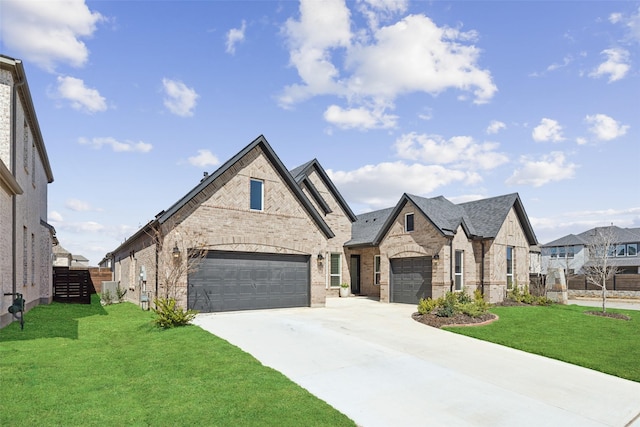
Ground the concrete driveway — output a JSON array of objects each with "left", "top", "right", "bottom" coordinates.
[{"left": 193, "top": 297, "right": 640, "bottom": 427}]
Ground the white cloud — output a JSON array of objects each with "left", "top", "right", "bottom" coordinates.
[
  {"left": 323, "top": 104, "right": 398, "bottom": 129},
  {"left": 585, "top": 114, "right": 629, "bottom": 141},
  {"left": 328, "top": 161, "right": 471, "bottom": 209},
  {"left": 506, "top": 151, "right": 577, "bottom": 187},
  {"left": 66, "top": 198, "right": 94, "bottom": 212},
  {"left": 357, "top": 0, "right": 408, "bottom": 30},
  {"left": 532, "top": 118, "right": 565, "bottom": 143},
  {"left": 589, "top": 48, "right": 630, "bottom": 82},
  {"left": 280, "top": 2, "right": 496, "bottom": 128},
  {"left": 49, "top": 211, "right": 64, "bottom": 222},
  {"left": 226, "top": 20, "right": 246, "bottom": 54},
  {"left": 610, "top": 7, "right": 640, "bottom": 43},
  {"left": 280, "top": 0, "right": 352, "bottom": 106},
  {"left": 394, "top": 132, "right": 509, "bottom": 170},
  {"left": 188, "top": 149, "right": 220, "bottom": 168},
  {"left": 162, "top": 78, "right": 199, "bottom": 117},
  {"left": 56, "top": 76, "right": 107, "bottom": 113},
  {"left": 0, "top": 0, "right": 103, "bottom": 71},
  {"left": 78, "top": 137, "right": 152, "bottom": 153},
  {"left": 486, "top": 120, "right": 506, "bottom": 134}
]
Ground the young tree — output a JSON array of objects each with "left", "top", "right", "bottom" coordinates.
[
  {"left": 582, "top": 227, "right": 620, "bottom": 313},
  {"left": 133, "top": 217, "right": 208, "bottom": 319}
]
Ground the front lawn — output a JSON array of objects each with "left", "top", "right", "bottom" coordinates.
[
  {"left": 446, "top": 303, "right": 640, "bottom": 382},
  {"left": 0, "top": 295, "right": 354, "bottom": 426}
]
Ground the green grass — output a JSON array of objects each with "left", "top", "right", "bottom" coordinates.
[
  {"left": 0, "top": 295, "right": 354, "bottom": 426},
  {"left": 446, "top": 303, "right": 640, "bottom": 382}
]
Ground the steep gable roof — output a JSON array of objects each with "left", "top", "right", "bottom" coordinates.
[
  {"left": 290, "top": 159, "right": 357, "bottom": 222},
  {"left": 110, "top": 135, "right": 336, "bottom": 256},
  {"left": 460, "top": 193, "right": 537, "bottom": 245},
  {"left": 347, "top": 192, "right": 538, "bottom": 247},
  {"left": 156, "top": 135, "right": 334, "bottom": 239}
]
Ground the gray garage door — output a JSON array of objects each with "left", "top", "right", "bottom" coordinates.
[
  {"left": 390, "top": 256, "right": 432, "bottom": 304},
  {"left": 188, "top": 251, "right": 310, "bottom": 312}
]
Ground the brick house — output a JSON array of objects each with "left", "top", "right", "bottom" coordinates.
[
  {"left": 107, "top": 135, "right": 537, "bottom": 311},
  {"left": 345, "top": 193, "right": 538, "bottom": 304},
  {"left": 107, "top": 135, "right": 356, "bottom": 311},
  {"left": 0, "top": 55, "right": 55, "bottom": 328}
]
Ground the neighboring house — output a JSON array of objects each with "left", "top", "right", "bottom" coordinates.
[
  {"left": 541, "top": 226, "right": 640, "bottom": 275},
  {"left": 105, "top": 135, "right": 538, "bottom": 312},
  {"left": 345, "top": 193, "right": 538, "bottom": 304},
  {"left": 53, "top": 244, "right": 72, "bottom": 267},
  {"left": 0, "top": 55, "right": 55, "bottom": 328},
  {"left": 71, "top": 254, "right": 90, "bottom": 268}
]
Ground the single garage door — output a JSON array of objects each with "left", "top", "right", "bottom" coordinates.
[
  {"left": 188, "top": 251, "right": 310, "bottom": 312},
  {"left": 390, "top": 256, "right": 432, "bottom": 304}
]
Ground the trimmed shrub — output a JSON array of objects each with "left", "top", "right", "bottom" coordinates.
[
  {"left": 418, "top": 297, "right": 438, "bottom": 315},
  {"left": 152, "top": 297, "right": 198, "bottom": 329}
]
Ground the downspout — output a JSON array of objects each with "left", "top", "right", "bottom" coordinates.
[
  {"left": 481, "top": 240, "right": 485, "bottom": 296},
  {"left": 449, "top": 238, "right": 454, "bottom": 292},
  {"left": 155, "top": 242, "right": 159, "bottom": 309},
  {"left": 11, "top": 75, "right": 26, "bottom": 297}
]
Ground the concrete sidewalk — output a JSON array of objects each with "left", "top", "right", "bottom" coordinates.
[
  {"left": 194, "top": 297, "right": 640, "bottom": 427},
  {"left": 569, "top": 298, "right": 640, "bottom": 311}
]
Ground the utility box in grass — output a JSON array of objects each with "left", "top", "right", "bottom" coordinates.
[{"left": 101, "top": 281, "right": 120, "bottom": 305}]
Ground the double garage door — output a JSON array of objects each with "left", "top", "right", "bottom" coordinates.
[
  {"left": 390, "top": 256, "right": 432, "bottom": 304},
  {"left": 188, "top": 251, "right": 310, "bottom": 312}
]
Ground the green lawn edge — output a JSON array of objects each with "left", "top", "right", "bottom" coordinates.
[
  {"left": 0, "top": 295, "right": 355, "bottom": 426},
  {"left": 445, "top": 303, "right": 640, "bottom": 382}
]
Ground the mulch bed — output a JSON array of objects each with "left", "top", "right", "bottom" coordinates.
[
  {"left": 584, "top": 311, "right": 631, "bottom": 321},
  {"left": 412, "top": 312, "right": 498, "bottom": 328}
]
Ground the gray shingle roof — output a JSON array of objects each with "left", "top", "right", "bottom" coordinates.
[
  {"left": 346, "top": 207, "right": 394, "bottom": 246},
  {"left": 347, "top": 192, "right": 537, "bottom": 247},
  {"left": 541, "top": 234, "right": 588, "bottom": 247},
  {"left": 543, "top": 226, "right": 640, "bottom": 247}
]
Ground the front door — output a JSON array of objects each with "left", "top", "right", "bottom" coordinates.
[{"left": 350, "top": 255, "right": 361, "bottom": 294}]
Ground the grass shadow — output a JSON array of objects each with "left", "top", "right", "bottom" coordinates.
[{"left": 0, "top": 293, "right": 108, "bottom": 342}]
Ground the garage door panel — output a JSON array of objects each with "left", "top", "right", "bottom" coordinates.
[
  {"left": 390, "top": 256, "right": 432, "bottom": 304},
  {"left": 188, "top": 251, "right": 310, "bottom": 312}
]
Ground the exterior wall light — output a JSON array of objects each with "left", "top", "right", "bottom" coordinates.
[{"left": 172, "top": 243, "right": 180, "bottom": 259}]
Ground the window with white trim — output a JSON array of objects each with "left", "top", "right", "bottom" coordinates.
[
  {"left": 506, "top": 246, "right": 514, "bottom": 289},
  {"left": 454, "top": 250, "right": 463, "bottom": 291},
  {"left": 374, "top": 255, "right": 381, "bottom": 286},
  {"left": 405, "top": 213, "right": 414, "bottom": 232},
  {"left": 249, "top": 178, "right": 263, "bottom": 211},
  {"left": 330, "top": 253, "right": 341, "bottom": 287},
  {"left": 628, "top": 244, "right": 638, "bottom": 257}
]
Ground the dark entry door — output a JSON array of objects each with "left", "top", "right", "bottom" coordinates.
[
  {"left": 390, "top": 256, "right": 432, "bottom": 304},
  {"left": 188, "top": 251, "right": 310, "bottom": 312},
  {"left": 350, "top": 255, "right": 361, "bottom": 294}
]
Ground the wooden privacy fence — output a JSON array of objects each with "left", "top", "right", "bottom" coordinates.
[
  {"left": 53, "top": 267, "right": 92, "bottom": 304},
  {"left": 567, "top": 274, "right": 640, "bottom": 291}
]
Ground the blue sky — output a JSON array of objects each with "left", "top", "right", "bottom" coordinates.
[{"left": 1, "top": 0, "right": 639, "bottom": 265}]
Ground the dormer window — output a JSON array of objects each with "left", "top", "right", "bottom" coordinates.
[
  {"left": 405, "top": 213, "right": 414, "bottom": 232},
  {"left": 250, "top": 179, "right": 263, "bottom": 211}
]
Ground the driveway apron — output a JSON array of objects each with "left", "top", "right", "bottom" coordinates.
[{"left": 193, "top": 297, "right": 640, "bottom": 427}]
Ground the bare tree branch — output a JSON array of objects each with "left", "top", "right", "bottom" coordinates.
[{"left": 582, "top": 227, "right": 620, "bottom": 313}]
